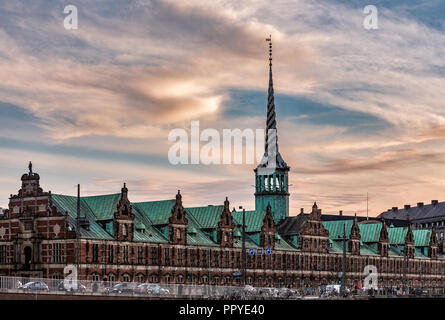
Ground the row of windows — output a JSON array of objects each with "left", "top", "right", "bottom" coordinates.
[{"left": 79, "top": 242, "right": 442, "bottom": 275}]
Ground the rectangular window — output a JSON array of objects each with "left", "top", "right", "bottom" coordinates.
[
  {"left": 190, "top": 249, "right": 195, "bottom": 267},
  {"left": 225, "top": 251, "right": 229, "bottom": 268},
  {"left": 236, "top": 252, "right": 241, "bottom": 268},
  {"left": 164, "top": 248, "right": 170, "bottom": 266},
  {"left": 0, "top": 245, "right": 7, "bottom": 264},
  {"left": 202, "top": 250, "right": 207, "bottom": 267},
  {"left": 137, "top": 246, "right": 143, "bottom": 264},
  {"left": 150, "top": 247, "right": 158, "bottom": 265},
  {"left": 91, "top": 244, "right": 99, "bottom": 263},
  {"left": 123, "top": 246, "right": 129, "bottom": 264},
  {"left": 107, "top": 245, "right": 114, "bottom": 264},
  {"left": 178, "top": 248, "right": 183, "bottom": 266},
  {"left": 52, "top": 243, "right": 62, "bottom": 263},
  {"left": 212, "top": 250, "right": 216, "bottom": 267}
]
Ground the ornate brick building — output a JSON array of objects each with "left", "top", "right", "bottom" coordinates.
[{"left": 0, "top": 39, "right": 444, "bottom": 290}]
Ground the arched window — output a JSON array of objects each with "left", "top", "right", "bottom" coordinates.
[
  {"left": 177, "top": 275, "right": 184, "bottom": 284},
  {"left": 122, "top": 274, "right": 131, "bottom": 282},
  {"left": 91, "top": 273, "right": 100, "bottom": 282},
  {"left": 150, "top": 275, "right": 158, "bottom": 283},
  {"left": 123, "top": 204, "right": 129, "bottom": 215},
  {"left": 136, "top": 274, "right": 144, "bottom": 283},
  {"left": 108, "top": 273, "right": 115, "bottom": 285}
]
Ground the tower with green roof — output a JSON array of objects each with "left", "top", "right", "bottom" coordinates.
[{"left": 254, "top": 36, "right": 290, "bottom": 222}]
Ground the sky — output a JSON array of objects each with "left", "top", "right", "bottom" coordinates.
[{"left": 0, "top": 0, "right": 445, "bottom": 217}]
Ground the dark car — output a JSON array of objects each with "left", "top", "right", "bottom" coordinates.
[
  {"left": 57, "top": 280, "right": 86, "bottom": 292},
  {"left": 20, "top": 281, "right": 49, "bottom": 291},
  {"left": 105, "top": 282, "right": 138, "bottom": 294},
  {"left": 135, "top": 283, "right": 169, "bottom": 295}
]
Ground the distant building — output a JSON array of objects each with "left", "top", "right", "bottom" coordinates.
[{"left": 380, "top": 200, "right": 445, "bottom": 241}]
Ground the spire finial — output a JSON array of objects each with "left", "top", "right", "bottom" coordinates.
[
  {"left": 266, "top": 34, "right": 272, "bottom": 67},
  {"left": 28, "top": 161, "right": 32, "bottom": 174}
]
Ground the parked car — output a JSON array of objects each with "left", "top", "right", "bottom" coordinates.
[
  {"left": 105, "top": 282, "right": 138, "bottom": 294},
  {"left": 20, "top": 281, "right": 49, "bottom": 291},
  {"left": 57, "top": 280, "right": 86, "bottom": 292},
  {"left": 278, "top": 287, "right": 295, "bottom": 298},
  {"left": 135, "top": 283, "right": 170, "bottom": 295}
]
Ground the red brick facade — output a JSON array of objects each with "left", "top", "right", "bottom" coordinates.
[{"left": 0, "top": 167, "right": 444, "bottom": 290}]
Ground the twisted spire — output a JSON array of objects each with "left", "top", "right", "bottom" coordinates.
[{"left": 265, "top": 35, "right": 278, "bottom": 153}]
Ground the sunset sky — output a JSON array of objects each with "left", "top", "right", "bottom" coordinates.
[{"left": 1, "top": 0, "right": 445, "bottom": 217}]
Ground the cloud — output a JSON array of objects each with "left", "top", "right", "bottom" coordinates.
[{"left": 1, "top": 0, "right": 445, "bottom": 217}]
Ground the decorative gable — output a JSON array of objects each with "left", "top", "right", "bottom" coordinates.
[
  {"left": 348, "top": 214, "right": 361, "bottom": 255},
  {"left": 113, "top": 183, "right": 135, "bottom": 241},
  {"left": 429, "top": 227, "right": 438, "bottom": 259},
  {"left": 168, "top": 190, "right": 188, "bottom": 245},
  {"left": 260, "top": 203, "right": 276, "bottom": 249},
  {"left": 298, "top": 202, "right": 329, "bottom": 253},
  {"left": 217, "top": 197, "right": 235, "bottom": 247},
  {"left": 404, "top": 223, "right": 415, "bottom": 258},
  {"left": 378, "top": 219, "right": 389, "bottom": 257}
]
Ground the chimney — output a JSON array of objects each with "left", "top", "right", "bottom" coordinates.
[
  {"left": 339, "top": 210, "right": 343, "bottom": 216},
  {"left": 417, "top": 202, "right": 424, "bottom": 208},
  {"left": 404, "top": 204, "right": 411, "bottom": 210},
  {"left": 300, "top": 208, "right": 304, "bottom": 214},
  {"left": 432, "top": 200, "right": 439, "bottom": 205},
  {"left": 392, "top": 207, "right": 398, "bottom": 212}
]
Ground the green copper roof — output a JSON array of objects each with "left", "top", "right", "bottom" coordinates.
[
  {"left": 183, "top": 211, "right": 218, "bottom": 246},
  {"left": 387, "top": 226, "right": 407, "bottom": 245},
  {"left": 413, "top": 229, "right": 431, "bottom": 247},
  {"left": 231, "top": 210, "right": 266, "bottom": 232},
  {"left": 132, "top": 199, "right": 176, "bottom": 225},
  {"left": 323, "top": 220, "right": 354, "bottom": 240},
  {"left": 186, "top": 205, "right": 224, "bottom": 229},
  {"left": 359, "top": 223, "right": 382, "bottom": 242},
  {"left": 51, "top": 194, "right": 114, "bottom": 240},
  {"left": 82, "top": 193, "right": 121, "bottom": 221}
]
